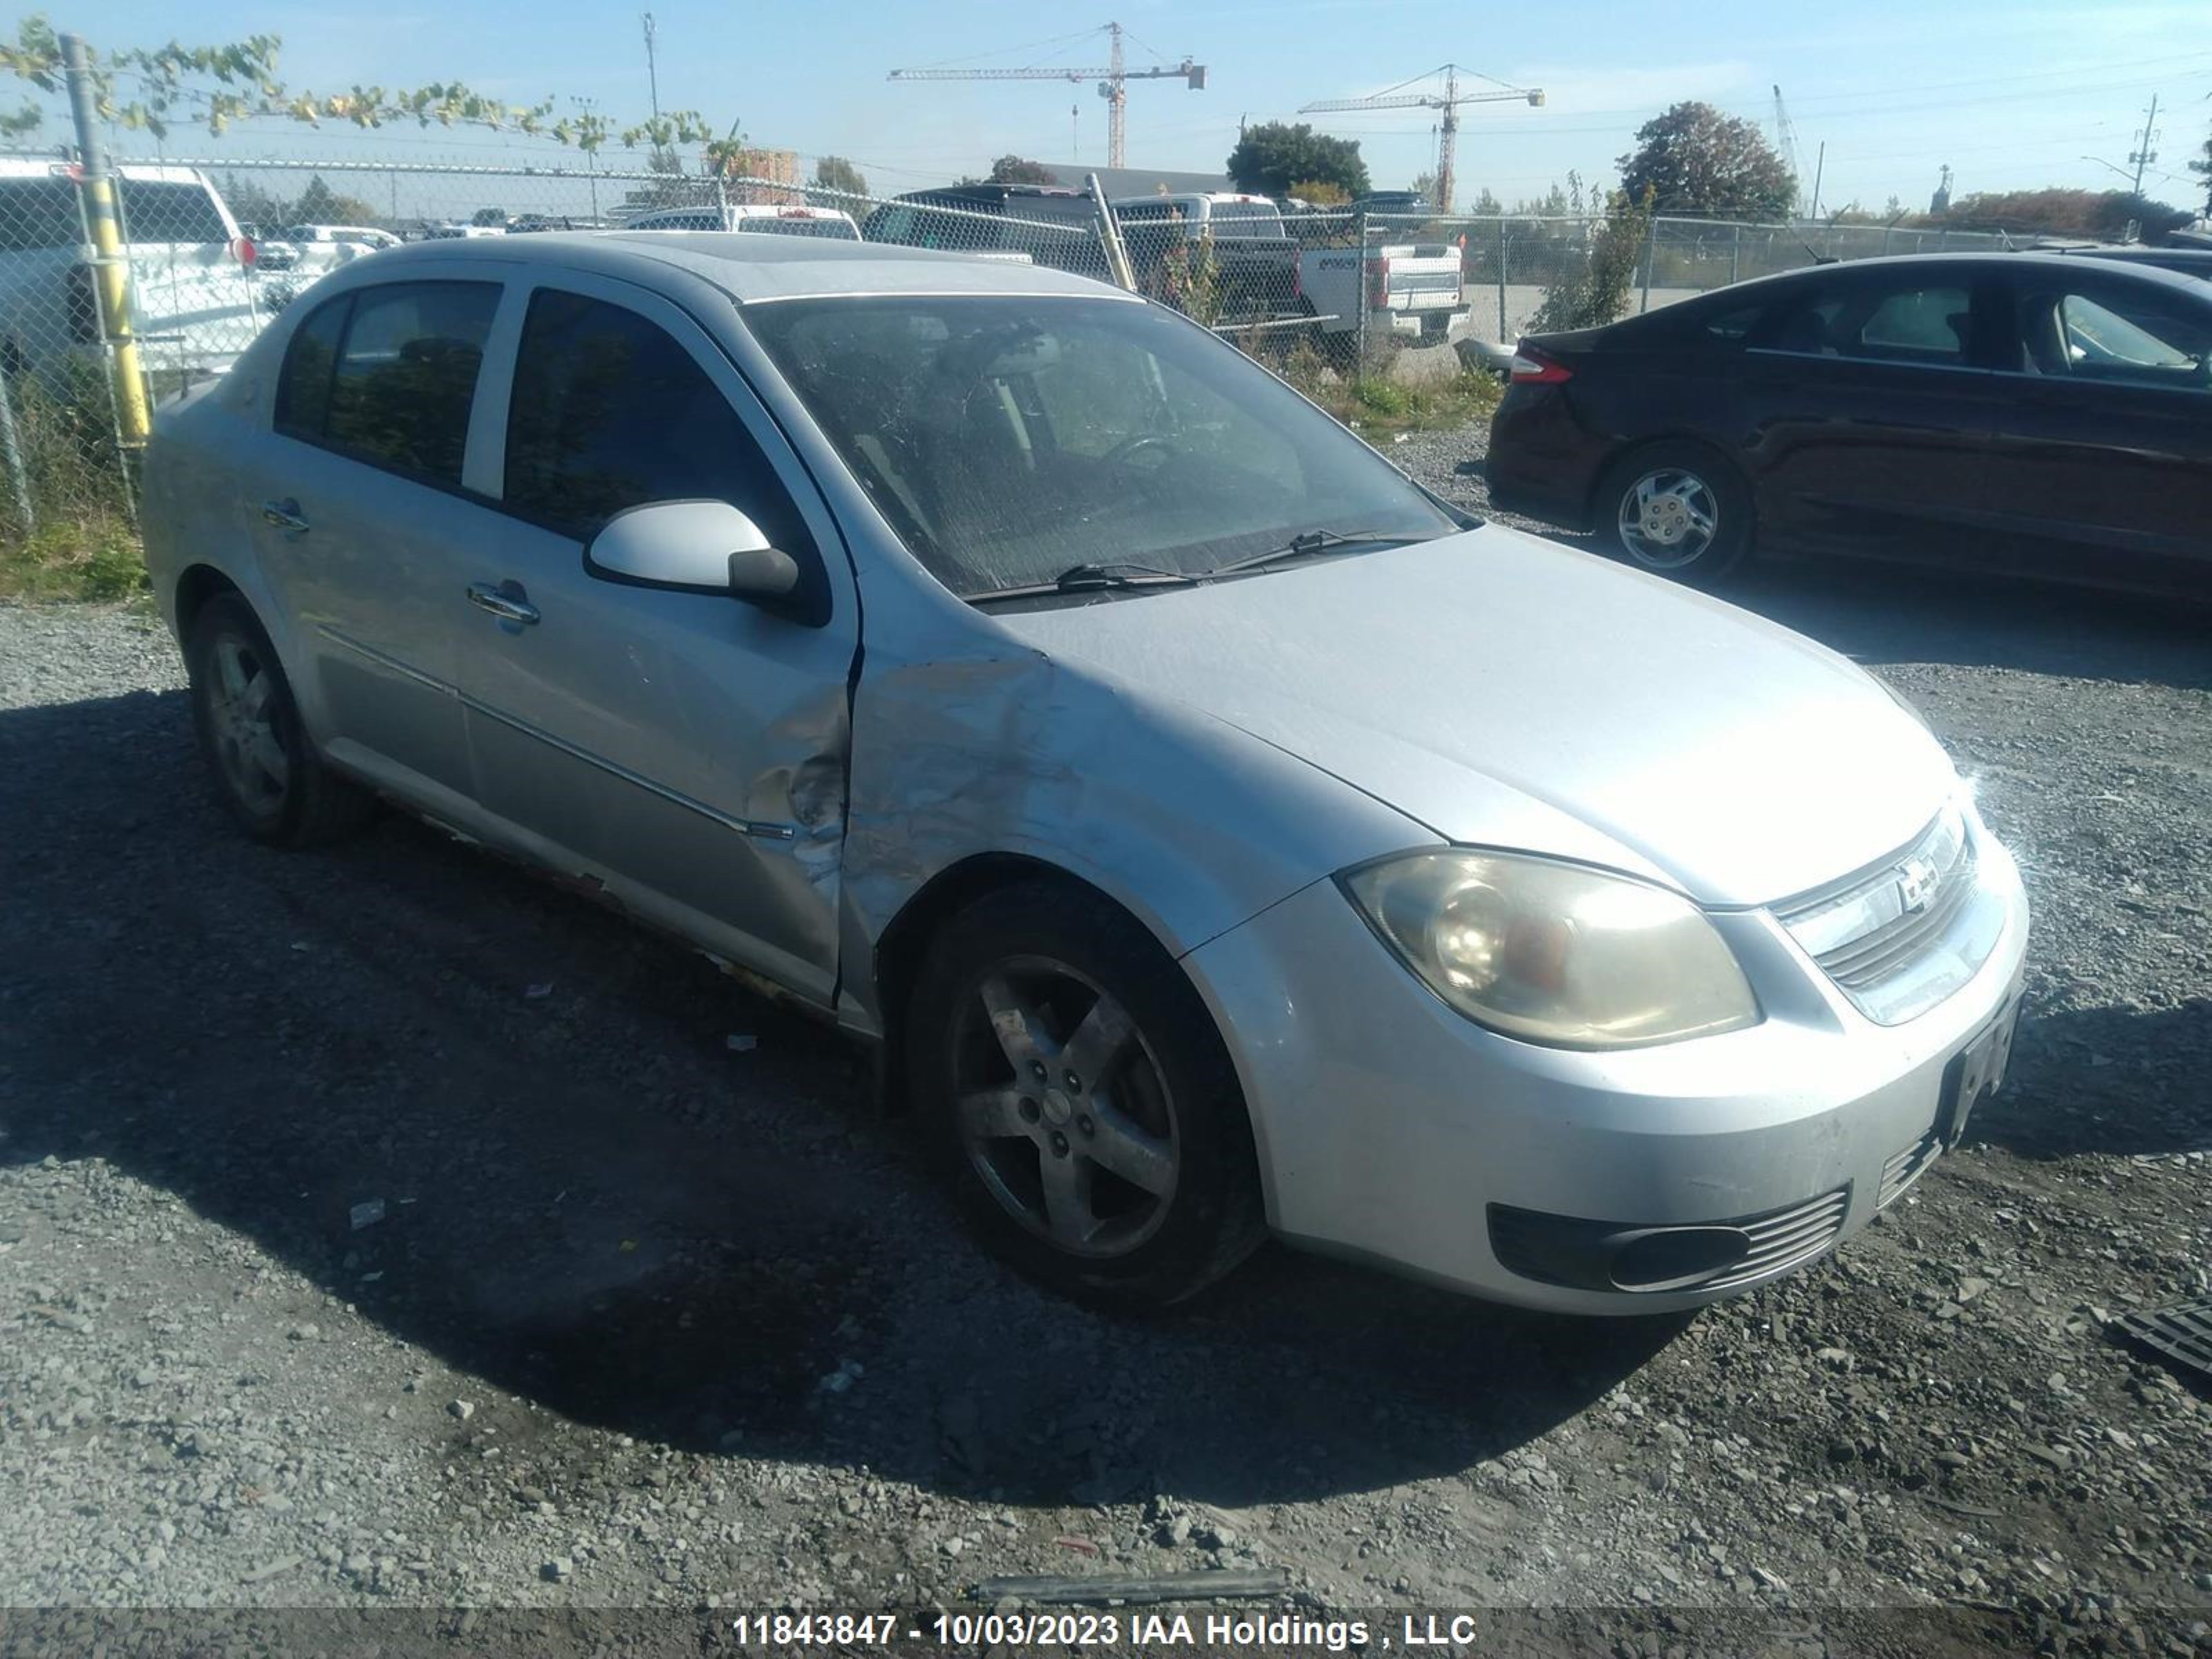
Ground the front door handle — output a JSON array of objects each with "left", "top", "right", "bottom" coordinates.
[
  {"left": 261, "top": 497, "right": 308, "bottom": 535},
  {"left": 466, "top": 581, "right": 541, "bottom": 626}
]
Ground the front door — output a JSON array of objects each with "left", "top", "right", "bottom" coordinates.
[
  {"left": 1980, "top": 270, "right": 2212, "bottom": 596},
  {"left": 451, "top": 274, "right": 860, "bottom": 1004}
]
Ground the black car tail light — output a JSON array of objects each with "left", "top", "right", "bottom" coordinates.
[{"left": 1509, "top": 346, "right": 1573, "bottom": 384}]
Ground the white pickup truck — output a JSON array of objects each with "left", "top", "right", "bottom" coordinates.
[
  {"left": 1297, "top": 238, "right": 1469, "bottom": 344},
  {"left": 0, "top": 158, "right": 349, "bottom": 391}
]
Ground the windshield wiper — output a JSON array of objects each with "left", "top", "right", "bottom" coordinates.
[
  {"left": 967, "top": 561, "right": 1202, "bottom": 606},
  {"left": 1210, "top": 528, "right": 1419, "bottom": 577}
]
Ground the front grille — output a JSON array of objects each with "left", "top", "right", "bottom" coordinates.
[
  {"left": 1775, "top": 806, "right": 2003, "bottom": 1024},
  {"left": 1878, "top": 1130, "right": 1942, "bottom": 1208},
  {"left": 1703, "top": 1188, "right": 1851, "bottom": 1289}
]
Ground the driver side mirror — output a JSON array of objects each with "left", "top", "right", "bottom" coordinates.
[{"left": 583, "top": 500, "right": 825, "bottom": 626}]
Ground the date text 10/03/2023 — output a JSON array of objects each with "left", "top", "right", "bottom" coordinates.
[{"left": 730, "top": 1612, "right": 1403, "bottom": 1649}]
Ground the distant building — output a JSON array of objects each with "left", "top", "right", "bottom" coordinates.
[
  {"left": 723, "top": 147, "right": 803, "bottom": 203},
  {"left": 1040, "top": 163, "right": 1235, "bottom": 198}
]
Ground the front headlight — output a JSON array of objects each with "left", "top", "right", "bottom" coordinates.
[{"left": 1341, "top": 850, "right": 1761, "bottom": 1050}]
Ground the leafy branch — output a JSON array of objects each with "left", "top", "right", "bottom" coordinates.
[{"left": 0, "top": 15, "right": 725, "bottom": 156}]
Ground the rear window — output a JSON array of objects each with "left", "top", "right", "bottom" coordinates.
[
  {"left": 735, "top": 214, "right": 859, "bottom": 240},
  {"left": 1208, "top": 201, "right": 1284, "bottom": 236}
]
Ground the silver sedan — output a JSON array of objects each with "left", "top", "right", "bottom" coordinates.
[{"left": 140, "top": 233, "right": 2029, "bottom": 1311}]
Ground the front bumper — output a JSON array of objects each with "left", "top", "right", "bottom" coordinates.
[{"left": 1181, "top": 827, "right": 2030, "bottom": 1314}]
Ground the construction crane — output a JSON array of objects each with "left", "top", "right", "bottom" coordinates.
[
  {"left": 1299, "top": 65, "right": 1543, "bottom": 215},
  {"left": 1771, "top": 85, "right": 1805, "bottom": 219},
  {"left": 888, "top": 23, "right": 1205, "bottom": 171}
]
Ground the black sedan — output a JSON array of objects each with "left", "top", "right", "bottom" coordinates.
[{"left": 1485, "top": 253, "right": 2212, "bottom": 596}]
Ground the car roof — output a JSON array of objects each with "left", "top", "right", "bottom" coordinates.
[
  {"left": 327, "top": 229, "right": 1130, "bottom": 305},
  {"left": 1662, "top": 250, "right": 2212, "bottom": 308}
]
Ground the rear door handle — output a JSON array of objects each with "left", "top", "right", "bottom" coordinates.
[
  {"left": 466, "top": 581, "right": 540, "bottom": 626},
  {"left": 261, "top": 497, "right": 308, "bottom": 535}
]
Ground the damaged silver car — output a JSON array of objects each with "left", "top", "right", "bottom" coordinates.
[{"left": 141, "top": 234, "right": 2029, "bottom": 1311}]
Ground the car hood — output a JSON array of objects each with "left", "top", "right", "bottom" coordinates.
[{"left": 991, "top": 527, "right": 1958, "bottom": 908}]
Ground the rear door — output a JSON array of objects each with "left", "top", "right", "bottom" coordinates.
[
  {"left": 1736, "top": 267, "right": 2009, "bottom": 565},
  {"left": 243, "top": 274, "right": 507, "bottom": 810},
  {"left": 449, "top": 272, "right": 861, "bottom": 1003},
  {"left": 1980, "top": 268, "right": 2212, "bottom": 595}
]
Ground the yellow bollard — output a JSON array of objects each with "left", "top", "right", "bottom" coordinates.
[{"left": 76, "top": 169, "right": 151, "bottom": 448}]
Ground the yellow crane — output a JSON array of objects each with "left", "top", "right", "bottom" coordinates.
[
  {"left": 1300, "top": 64, "right": 1544, "bottom": 214},
  {"left": 888, "top": 23, "right": 1205, "bottom": 171}
]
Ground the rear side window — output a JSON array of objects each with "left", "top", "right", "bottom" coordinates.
[
  {"left": 503, "top": 288, "right": 811, "bottom": 552},
  {"left": 1754, "top": 281, "right": 1970, "bottom": 364},
  {"left": 272, "top": 281, "right": 499, "bottom": 487}
]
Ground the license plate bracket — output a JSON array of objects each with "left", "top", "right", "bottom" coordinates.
[{"left": 1938, "top": 1000, "right": 2018, "bottom": 1149}]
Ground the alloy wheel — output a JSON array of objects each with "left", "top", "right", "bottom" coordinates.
[
  {"left": 205, "top": 632, "right": 290, "bottom": 808},
  {"left": 1617, "top": 467, "right": 1720, "bottom": 570},
  {"left": 952, "top": 955, "right": 1180, "bottom": 1258}
]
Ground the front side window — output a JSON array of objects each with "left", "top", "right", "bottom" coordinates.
[
  {"left": 503, "top": 288, "right": 811, "bottom": 552},
  {"left": 2025, "top": 288, "right": 2212, "bottom": 391},
  {"left": 272, "top": 281, "right": 499, "bottom": 487},
  {"left": 744, "top": 295, "right": 1457, "bottom": 599}
]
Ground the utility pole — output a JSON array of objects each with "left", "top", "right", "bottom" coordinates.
[
  {"left": 641, "top": 13, "right": 662, "bottom": 124},
  {"left": 2130, "top": 92, "right": 2161, "bottom": 197},
  {"left": 572, "top": 95, "right": 601, "bottom": 222},
  {"left": 1810, "top": 141, "right": 1826, "bottom": 221}
]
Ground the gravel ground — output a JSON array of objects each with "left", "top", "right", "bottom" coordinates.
[{"left": 2, "top": 443, "right": 2209, "bottom": 1655}]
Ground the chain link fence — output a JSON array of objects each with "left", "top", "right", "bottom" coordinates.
[{"left": 0, "top": 148, "right": 2032, "bottom": 572}]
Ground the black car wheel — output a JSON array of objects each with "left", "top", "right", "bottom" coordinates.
[
  {"left": 1598, "top": 444, "right": 1753, "bottom": 585},
  {"left": 907, "top": 880, "right": 1266, "bottom": 1309}
]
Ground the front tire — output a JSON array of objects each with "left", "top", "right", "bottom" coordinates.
[
  {"left": 907, "top": 881, "right": 1266, "bottom": 1309},
  {"left": 185, "top": 592, "right": 373, "bottom": 846},
  {"left": 1597, "top": 442, "right": 1754, "bottom": 586}
]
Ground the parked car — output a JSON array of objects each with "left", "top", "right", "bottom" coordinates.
[
  {"left": 283, "top": 223, "right": 402, "bottom": 252},
  {"left": 861, "top": 184, "right": 1099, "bottom": 273},
  {"left": 622, "top": 203, "right": 862, "bottom": 240},
  {"left": 1488, "top": 252, "right": 2212, "bottom": 597},
  {"left": 140, "top": 236, "right": 2027, "bottom": 1313},
  {"left": 0, "top": 158, "right": 268, "bottom": 384},
  {"left": 1110, "top": 192, "right": 1301, "bottom": 322}
]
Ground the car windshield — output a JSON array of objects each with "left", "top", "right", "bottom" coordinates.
[{"left": 743, "top": 295, "right": 1456, "bottom": 598}]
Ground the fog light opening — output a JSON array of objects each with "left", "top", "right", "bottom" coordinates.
[{"left": 1608, "top": 1226, "right": 1752, "bottom": 1293}]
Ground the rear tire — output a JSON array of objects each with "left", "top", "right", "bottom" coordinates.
[
  {"left": 1597, "top": 442, "right": 1754, "bottom": 587},
  {"left": 185, "top": 593, "right": 373, "bottom": 847},
  {"left": 907, "top": 881, "right": 1266, "bottom": 1309}
]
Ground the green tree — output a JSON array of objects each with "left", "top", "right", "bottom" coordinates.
[
  {"left": 1468, "top": 186, "right": 1503, "bottom": 216},
  {"left": 2192, "top": 131, "right": 2211, "bottom": 216},
  {"left": 812, "top": 154, "right": 867, "bottom": 197},
  {"left": 1226, "top": 121, "right": 1369, "bottom": 200},
  {"left": 986, "top": 154, "right": 1056, "bottom": 185},
  {"left": 1408, "top": 169, "right": 1438, "bottom": 207},
  {"left": 1938, "top": 186, "right": 2188, "bottom": 240},
  {"left": 294, "top": 174, "right": 379, "bottom": 226},
  {"left": 0, "top": 12, "right": 721, "bottom": 160},
  {"left": 1618, "top": 101, "right": 1795, "bottom": 221},
  {"left": 1529, "top": 187, "right": 1655, "bottom": 332}
]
